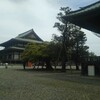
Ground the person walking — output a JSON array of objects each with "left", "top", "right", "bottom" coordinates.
[{"left": 5, "top": 63, "right": 8, "bottom": 69}]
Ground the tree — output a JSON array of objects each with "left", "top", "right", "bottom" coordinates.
[
  {"left": 67, "top": 25, "right": 89, "bottom": 70},
  {"left": 54, "top": 7, "right": 72, "bottom": 71},
  {"left": 89, "top": 52, "right": 96, "bottom": 57},
  {"left": 54, "top": 7, "right": 89, "bottom": 71},
  {"left": 21, "top": 43, "right": 53, "bottom": 70},
  {"left": 21, "top": 42, "right": 63, "bottom": 70},
  {"left": 71, "top": 29, "right": 89, "bottom": 70}
]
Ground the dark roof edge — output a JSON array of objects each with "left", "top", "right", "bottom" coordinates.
[
  {"left": 0, "top": 39, "right": 15, "bottom": 47},
  {"left": 31, "top": 29, "right": 43, "bottom": 42},
  {"left": 66, "top": 1, "right": 100, "bottom": 17},
  {"left": 16, "top": 29, "right": 33, "bottom": 38},
  {"left": 16, "top": 29, "right": 43, "bottom": 42}
]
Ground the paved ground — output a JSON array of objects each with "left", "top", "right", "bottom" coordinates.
[{"left": 0, "top": 65, "right": 100, "bottom": 100}]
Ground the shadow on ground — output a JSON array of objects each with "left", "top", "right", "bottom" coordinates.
[{"left": 15, "top": 68, "right": 100, "bottom": 86}]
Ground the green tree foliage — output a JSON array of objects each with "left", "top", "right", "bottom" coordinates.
[
  {"left": 54, "top": 7, "right": 72, "bottom": 71},
  {"left": 54, "top": 7, "right": 89, "bottom": 70},
  {"left": 21, "top": 6, "right": 89, "bottom": 71},
  {"left": 89, "top": 52, "right": 97, "bottom": 57},
  {"left": 71, "top": 27, "right": 89, "bottom": 70},
  {"left": 21, "top": 43, "right": 53, "bottom": 70},
  {"left": 21, "top": 43, "right": 47, "bottom": 62},
  {"left": 21, "top": 42, "right": 62, "bottom": 70}
]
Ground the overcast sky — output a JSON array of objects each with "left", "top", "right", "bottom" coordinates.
[{"left": 0, "top": 0, "right": 100, "bottom": 55}]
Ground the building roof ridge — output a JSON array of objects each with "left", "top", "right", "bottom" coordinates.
[
  {"left": 16, "top": 29, "right": 33, "bottom": 38},
  {"left": 66, "top": 1, "right": 100, "bottom": 17},
  {"left": 16, "top": 29, "right": 43, "bottom": 41}
]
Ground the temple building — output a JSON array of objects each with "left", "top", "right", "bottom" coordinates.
[
  {"left": 0, "top": 29, "right": 43, "bottom": 64},
  {"left": 63, "top": 1, "right": 100, "bottom": 34},
  {"left": 63, "top": 1, "right": 100, "bottom": 76}
]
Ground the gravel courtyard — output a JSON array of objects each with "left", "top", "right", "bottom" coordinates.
[{"left": 0, "top": 65, "right": 100, "bottom": 100}]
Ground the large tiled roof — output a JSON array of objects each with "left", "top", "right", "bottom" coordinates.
[
  {"left": 63, "top": 1, "right": 100, "bottom": 34},
  {"left": 16, "top": 29, "right": 43, "bottom": 41},
  {"left": 66, "top": 1, "right": 100, "bottom": 17},
  {"left": 0, "top": 29, "right": 43, "bottom": 47}
]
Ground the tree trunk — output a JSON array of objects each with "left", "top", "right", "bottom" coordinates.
[
  {"left": 45, "top": 58, "right": 53, "bottom": 70},
  {"left": 75, "top": 41, "right": 79, "bottom": 70},
  {"left": 62, "top": 59, "right": 66, "bottom": 72},
  {"left": 75, "top": 62, "right": 79, "bottom": 70},
  {"left": 23, "top": 62, "right": 26, "bottom": 70},
  {"left": 61, "top": 30, "right": 66, "bottom": 72}
]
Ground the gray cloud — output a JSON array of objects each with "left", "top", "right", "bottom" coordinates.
[
  {"left": 0, "top": 0, "right": 100, "bottom": 55},
  {"left": 9, "top": 0, "right": 27, "bottom": 3}
]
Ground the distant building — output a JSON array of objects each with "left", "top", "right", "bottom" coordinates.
[{"left": 0, "top": 29, "right": 43, "bottom": 64}]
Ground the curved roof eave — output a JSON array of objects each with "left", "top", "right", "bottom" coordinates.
[
  {"left": 63, "top": 1, "right": 100, "bottom": 34},
  {"left": 0, "top": 38, "right": 43, "bottom": 47},
  {"left": 66, "top": 1, "right": 100, "bottom": 17},
  {"left": 0, "top": 29, "right": 43, "bottom": 47},
  {"left": 15, "top": 38, "right": 43, "bottom": 44}
]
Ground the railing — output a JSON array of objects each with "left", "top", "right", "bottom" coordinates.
[{"left": 81, "top": 56, "right": 100, "bottom": 64}]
